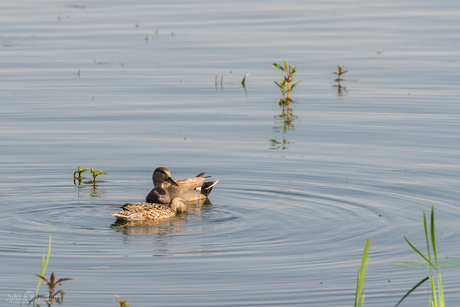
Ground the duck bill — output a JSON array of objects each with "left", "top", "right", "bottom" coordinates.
[{"left": 168, "top": 177, "right": 179, "bottom": 186}]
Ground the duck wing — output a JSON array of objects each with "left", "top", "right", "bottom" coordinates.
[{"left": 168, "top": 173, "right": 214, "bottom": 190}]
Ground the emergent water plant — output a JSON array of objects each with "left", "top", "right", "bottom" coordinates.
[
  {"left": 73, "top": 166, "right": 91, "bottom": 183},
  {"left": 73, "top": 166, "right": 107, "bottom": 185},
  {"left": 29, "top": 237, "right": 72, "bottom": 307},
  {"left": 271, "top": 62, "right": 301, "bottom": 112},
  {"left": 241, "top": 71, "right": 248, "bottom": 88},
  {"left": 395, "top": 205, "right": 444, "bottom": 307},
  {"left": 355, "top": 238, "right": 371, "bottom": 307},
  {"left": 89, "top": 167, "right": 107, "bottom": 184},
  {"left": 33, "top": 236, "right": 51, "bottom": 307},
  {"left": 29, "top": 272, "right": 72, "bottom": 307},
  {"left": 333, "top": 65, "right": 348, "bottom": 80},
  {"left": 115, "top": 295, "right": 132, "bottom": 307}
]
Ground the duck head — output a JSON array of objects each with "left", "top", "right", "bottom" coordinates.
[
  {"left": 152, "top": 167, "right": 179, "bottom": 187},
  {"left": 169, "top": 197, "right": 187, "bottom": 213}
]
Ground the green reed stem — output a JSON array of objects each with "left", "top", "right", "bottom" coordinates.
[
  {"left": 355, "top": 238, "right": 371, "bottom": 307},
  {"left": 34, "top": 236, "right": 51, "bottom": 306}
]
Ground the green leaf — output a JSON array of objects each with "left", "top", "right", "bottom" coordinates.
[
  {"left": 355, "top": 238, "right": 371, "bottom": 307},
  {"left": 271, "top": 63, "right": 285, "bottom": 72},
  {"left": 431, "top": 205, "right": 438, "bottom": 269},
  {"left": 423, "top": 210, "right": 433, "bottom": 273},
  {"left": 36, "top": 236, "right": 52, "bottom": 300},
  {"left": 394, "top": 277, "right": 429, "bottom": 307},
  {"left": 241, "top": 71, "right": 248, "bottom": 87},
  {"left": 404, "top": 236, "right": 432, "bottom": 266},
  {"left": 274, "top": 82, "right": 286, "bottom": 93},
  {"left": 291, "top": 66, "right": 296, "bottom": 74},
  {"left": 290, "top": 80, "right": 301, "bottom": 90},
  {"left": 283, "top": 61, "right": 288, "bottom": 71},
  {"left": 438, "top": 272, "right": 445, "bottom": 306}
]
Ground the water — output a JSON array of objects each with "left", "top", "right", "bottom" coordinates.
[{"left": 1, "top": 0, "right": 460, "bottom": 306}]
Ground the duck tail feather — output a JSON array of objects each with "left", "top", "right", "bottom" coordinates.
[{"left": 201, "top": 180, "right": 219, "bottom": 196}]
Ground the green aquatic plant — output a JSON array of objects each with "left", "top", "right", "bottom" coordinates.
[
  {"left": 29, "top": 272, "right": 72, "bottom": 307},
  {"left": 355, "top": 238, "right": 371, "bottom": 307},
  {"left": 271, "top": 62, "right": 300, "bottom": 112},
  {"left": 29, "top": 237, "right": 71, "bottom": 307},
  {"left": 74, "top": 166, "right": 107, "bottom": 185},
  {"left": 395, "top": 205, "right": 445, "bottom": 307},
  {"left": 241, "top": 71, "right": 248, "bottom": 87},
  {"left": 33, "top": 236, "right": 52, "bottom": 306},
  {"left": 274, "top": 78, "right": 289, "bottom": 107},
  {"left": 115, "top": 295, "right": 131, "bottom": 307},
  {"left": 89, "top": 167, "right": 107, "bottom": 184},
  {"left": 271, "top": 62, "right": 301, "bottom": 99},
  {"left": 73, "top": 166, "right": 90, "bottom": 183}
]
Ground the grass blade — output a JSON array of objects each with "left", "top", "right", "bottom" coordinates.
[
  {"left": 36, "top": 236, "right": 51, "bottom": 297},
  {"left": 423, "top": 210, "right": 432, "bottom": 272},
  {"left": 430, "top": 276, "right": 437, "bottom": 307},
  {"left": 438, "top": 272, "right": 444, "bottom": 307},
  {"left": 430, "top": 205, "right": 438, "bottom": 269},
  {"left": 399, "top": 206, "right": 444, "bottom": 307},
  {"left": 355, "top": 238, "right": 370, "bottom": 307},
  {"left": 394, "top": 277, "right": 429, "bottom": 307},
  {"left": 404, "top": 236, "right": 431, "bottom": 265}
]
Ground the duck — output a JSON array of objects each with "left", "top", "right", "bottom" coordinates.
[
  {"left": 145, "top": 167, "right": 218, "bottom": 204},
  {"left": 112, "top": 198, "right": 188, "bottom": 221}
]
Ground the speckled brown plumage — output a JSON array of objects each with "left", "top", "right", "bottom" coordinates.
[{"left": 112, "top": 198, "right": 187, "bottom": 221}]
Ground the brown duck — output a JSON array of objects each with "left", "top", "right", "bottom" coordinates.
[
  {"left": 112, "top": 198, "right": 188, "bottom": 221},
  {"left": 146, "top": 167, "right": 218, "bottom": 204}
]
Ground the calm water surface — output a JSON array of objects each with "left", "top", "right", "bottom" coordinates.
[{"left": 1, "top": 0, "right": 460, "bottom": 306}]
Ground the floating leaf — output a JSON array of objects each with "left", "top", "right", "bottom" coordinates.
[{"left": 391, "top": 256, "right": 460, "bottom": 269}]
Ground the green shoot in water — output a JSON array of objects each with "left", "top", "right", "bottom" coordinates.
[
  {"left": 395, "top": 205, "right": 444, "bottom": 307},
  {"left": 73, "top": 166, "right": 90, "bottom": 183},
  {"left": 241, "top": 71, "right": 248, "bottom": 87},
  {"left": 271, "top": 62, "right": 301, "bottom": 113},
  {"left": 33, "top": 235, "right": 52, "bottom": 307},
  {"left": 355, "top": 238, "right": 371, "bottom": 307},
  {"left": 115, "top": 295, "right": 132, "bottom": 307},
  {"left": 90, "top": 167, "right": 107, "bottom": 184}
]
